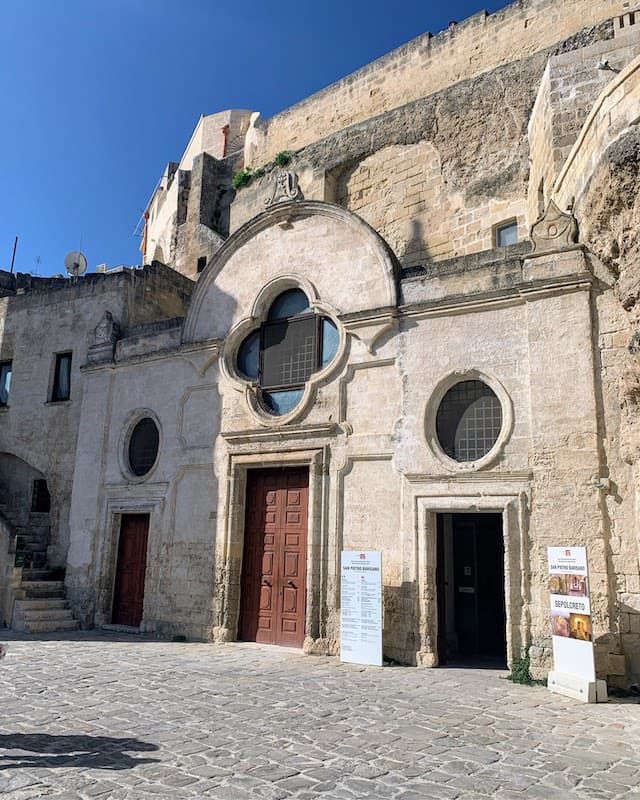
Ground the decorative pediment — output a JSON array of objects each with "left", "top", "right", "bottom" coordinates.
[{"left": 530, "top": 199, "right": 579, "bottom": 253}]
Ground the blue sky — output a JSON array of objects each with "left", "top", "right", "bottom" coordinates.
[{"left": 0, "top": 0, "right": 508, "bottom": 277}]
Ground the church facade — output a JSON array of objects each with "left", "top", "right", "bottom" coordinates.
[{"left": 2, "top": 0, "right": 640, "bottom": 686}]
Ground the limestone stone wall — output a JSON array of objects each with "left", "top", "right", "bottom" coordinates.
[
  {"left": 575, "top": 125, "right": 640, "bottom": 681},
  {"left": 66, "top": 342, "right": 220, "bottom": 637},
  {"left": 181, "top": 203, "right": 628, "bottom": 675},
  {"left": 247, "top": 0, "right": 629, "bottom": 166},
  {"left": 142, "top": 110, "right": 251, "bottom": 274},
  {"left": 0, "top": 266, "right": 192, "bottom": 570},
  {"left": 528, "top": 31, "right": 640, "bottom": 225},
  {"left": 231, "top": 26, "right": 613, "bottom": 268},
  {"left": 62, "top": 193, "right": 640, "bottom": 683},
  {"left": 54, "top": 0, "right": 640, "bottom": 686}
]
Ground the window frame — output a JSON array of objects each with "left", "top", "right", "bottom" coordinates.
[
  {"left": 118, "top": 409, "right": 163, "bottom": 483},
  {"left": 425, "top": 371, "right": 513, "bottom": 472},
  {"left": 224, "top": 278, "right": 345, "bottom": 425},
  {"left": 51, "top": 352, "right": 73, "bottom": 403},
  {"left": 493, "top": 218, "right": 519, "bottom": 248},
  {"left": 127, "top": 417, "right": 160, "bottom": 478},
  {"left": 0, "top": 360, "right": 12, "bottom": 407},
  {"left": 435, "top": 380, "right": 503, "bottom": 463}
]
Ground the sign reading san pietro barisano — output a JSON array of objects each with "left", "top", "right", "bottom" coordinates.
[
  {"left": 548, "top": 546, "right": 595, "bottom": 682},
  {"left": 340, "top": 551, "right": 382, "bottom": 666}
]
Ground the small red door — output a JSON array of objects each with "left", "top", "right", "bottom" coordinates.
[
  {"left": 112, "top": 513, "right": 149, "bottom": 627},
  {"left": 239, "top": 468, "right": 308, "bottom": 647}
]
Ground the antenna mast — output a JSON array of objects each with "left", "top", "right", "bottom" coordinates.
[{"left": 9, "top": 236, "right": 18, "bottom": 274}]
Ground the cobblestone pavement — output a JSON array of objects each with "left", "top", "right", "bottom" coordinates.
[{"left": 1, "top": 633, "right": 639, "bottom": 800}]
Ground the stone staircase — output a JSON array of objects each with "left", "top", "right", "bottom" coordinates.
[
  {"left": 13, "top": 511, "right": 51, "bottom": 570},
  {"left": 0, "top": 503, "right": 80, "bottom": 633},
  {"left": 11, "top": 569, "right": 79, "bottom": 633}
]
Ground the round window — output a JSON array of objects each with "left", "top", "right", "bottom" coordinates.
[
  {"left": 128, "top": 417, "right": 160, "bottom": 477},
  {"left": 435, "top": 380, "right": 502, "bottom": 462}
]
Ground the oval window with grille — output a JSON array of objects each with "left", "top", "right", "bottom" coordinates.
[
  {"left": 435, "top": 380, "right": 503, "bottom": 463},
  {"left": 128, "top": 417, "right": 160, "bottom": 477}
]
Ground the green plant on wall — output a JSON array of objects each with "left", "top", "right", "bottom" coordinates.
[
  {"left": 232, "top": 151, "right": 296, "bottom": 191},
  {"left": 506, "top": 655, "right": 545, "bottom": 686},
  {"left": 232, "top": 169, "right": 253, "bottom": 190},
  {"left": 273, "top": 150, "right": 294, "bottom": 167}
]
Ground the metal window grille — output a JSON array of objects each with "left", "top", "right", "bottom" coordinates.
[
  {"left": 261, "top": 316, "right": 318, "bottom": 389},
  {"left": 128, "top": 418, "right": 160, "bottom": 477},
  {"left": 436, "top": 380, "right": 502, "bottom": 462}
]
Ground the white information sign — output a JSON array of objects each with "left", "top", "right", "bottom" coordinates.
[
  {"left": 548, "top": 546, "right": 595, "bottom": 683},
  {"left": 340, "top": 551, "right": 383, "bottom": 666}
]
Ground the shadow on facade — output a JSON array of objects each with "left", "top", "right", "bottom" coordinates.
[{"left": 0, "top": 733, "right": 159, "bottom": 770}]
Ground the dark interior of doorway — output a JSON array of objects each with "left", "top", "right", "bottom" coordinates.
[{"left": 437, "top": 513, "right": 507, "bottom": 668}]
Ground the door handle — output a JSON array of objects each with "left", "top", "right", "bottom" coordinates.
[
  {"left": 287, "top": 581, "right": 295, "bottom": 588},
  {"left": 262, "top": 579, "right": 271, "bottom": 587}
]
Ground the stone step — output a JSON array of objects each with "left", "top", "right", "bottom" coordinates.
[
  {"left": 14, "top": 598, "right": 67, "bottom": 612},
  {"left": 14, "top": 618, "right": 80, "bottom": 634},
  {"left": 21, "top": 581, "right": 65, "bottom": 598},
  {"left": 18, "top": 607, "right": 75, "bottom": 622},
  {"left": 19, "top": 541, "right": 48, "bottom": 551},
  {"left": 28, "top": 512, "right": 51, "bottom": 521},
  {"left": 25, "top": 526, "right": 50, "bottom": 537},
  {"left": 22, "top": 569, "right": 65, "bottom": 582}
]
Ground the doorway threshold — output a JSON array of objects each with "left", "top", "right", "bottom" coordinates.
[
  {"left": 442, "top": 656, "right": 508, "bottom": 670},
  {"left": 233, "top": 641, "right": 304, "bottom": 654},
  {"left": 101, "top": 624, "right": 141, "bottom": 635}
]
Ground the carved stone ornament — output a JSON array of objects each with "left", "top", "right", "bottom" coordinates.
[
  {"left": 530, "top": 199, "right": 579, "bottom": 253},
  {"left": 93, "top": 310, "right": 119, "bottom": 346},
  {"left": 265, "top": 171, "right": 300, "bottom": 207}
]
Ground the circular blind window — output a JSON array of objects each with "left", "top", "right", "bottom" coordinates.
[
  {"left": 436, "top": 380, "right": 502, "bottom": 462},
  {"left": 128, "top": 417, "right": 159, "bottom": 476}
]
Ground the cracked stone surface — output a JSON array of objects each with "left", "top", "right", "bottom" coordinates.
[{"left": 0, "top": 631, "right": 639, "bottom": 799}]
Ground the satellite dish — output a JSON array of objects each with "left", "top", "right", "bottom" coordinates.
[{"left": 64, "top": 251, "right": 88, "bottom": 278}]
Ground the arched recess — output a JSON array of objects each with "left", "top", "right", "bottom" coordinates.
[
  {"left": 0, "top": 452, "right": 48, "bottom": 528},
  {"left": 182, "top": 200, "right": 401, "bottom": 345}
]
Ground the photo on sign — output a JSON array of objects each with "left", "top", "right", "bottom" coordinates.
[
  {"left": 567, "top": 574, "right": 588, "bottom": 597},
  {"left": 569, "top": 613, "right": 592, "bottom": 641},
  {"left": 549, "top": 574, "right": 567, "bottom": 595},
  {"left": 551, "top": 609, "right": 571, "bottom": 638}
]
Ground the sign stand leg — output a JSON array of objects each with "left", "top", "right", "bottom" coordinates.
[{"left": 548, "top": 671, "right": 608, "bottom": 703}]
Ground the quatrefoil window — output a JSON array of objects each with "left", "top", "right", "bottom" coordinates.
[{"left": 237, "top": 289, "right": 339, "bottom": 416}]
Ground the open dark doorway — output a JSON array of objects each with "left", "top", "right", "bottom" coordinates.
[{"left": 437, "top": 513, "right": 506, "bottom": 667}]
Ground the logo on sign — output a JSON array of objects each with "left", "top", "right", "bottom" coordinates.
[
  {"left": 565, "top": 549, "right": 571, "bottom": 556},
  {"left": 359, "top": 553, "right": 366, "bottom": 560}
]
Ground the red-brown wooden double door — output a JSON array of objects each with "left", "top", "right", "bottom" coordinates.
[
  {"left": 112, "top": 513, "right": 149, "bottom": 627},
  {"left": 238, "top": 468, "right": 308, "bottom": 648}
]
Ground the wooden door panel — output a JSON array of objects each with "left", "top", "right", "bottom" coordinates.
[
  {"left": 112, "top": 514, "right": 149, "bottom": 627},
  {"left": 262, "top": 552, "right": 274, "bottom": 575},
  {"left": 284, "top": 552, "right": 299, "bottom": 576},
  {"left": 239, "top": 468, "right": 308, "bottom": 647}
]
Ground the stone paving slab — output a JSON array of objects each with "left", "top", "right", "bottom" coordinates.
[{"left": 0, "top": 631, "right": 639, "bottom": 799}]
